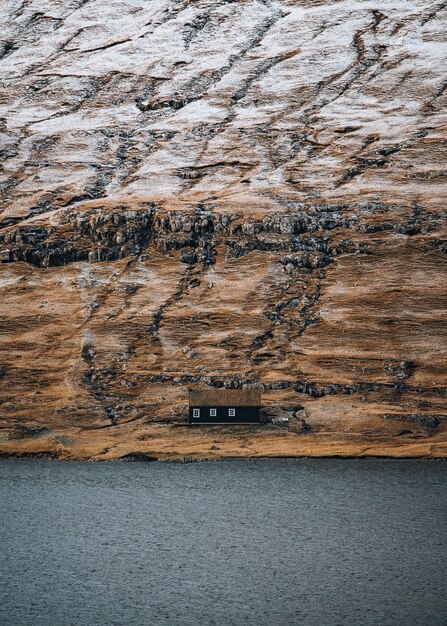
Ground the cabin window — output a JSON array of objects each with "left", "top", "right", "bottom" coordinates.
[
  {"left": 210, "top": 409, "right": 217, "bottom": 417},
  {"left": 193, "top": 408, "right": 200, "bottom": 418},
  {"left": 228, "top": 408, "right": 235, "bottom": 417}
]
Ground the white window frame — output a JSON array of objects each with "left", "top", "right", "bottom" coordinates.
[
  {"left": 228, "top": 408, "right": 235, "bottom": 417},
  {"left": 193, "top": 408, "right": 200, "bottom": 418},
  {"left": 210, "top": 408, "right": 217, "bottom": 417}
]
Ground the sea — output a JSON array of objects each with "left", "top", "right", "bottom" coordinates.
[{"left": 0, "top": 458, "right": 446, "bottom": 626}]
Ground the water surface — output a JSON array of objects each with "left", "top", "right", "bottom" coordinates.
[{"left": 1, "top": 458, "right": 446, "bottom": 625}]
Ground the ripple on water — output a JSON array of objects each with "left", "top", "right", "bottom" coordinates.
[{"left": 0, "top": 458, "right": 446, "bottom": 626}]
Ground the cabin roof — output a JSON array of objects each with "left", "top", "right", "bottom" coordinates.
[{"left": 189, "top": 388, "right": 261, "bottom": 407}]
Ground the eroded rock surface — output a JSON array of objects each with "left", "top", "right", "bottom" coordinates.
[{"left": 0, "top": 0, "right": 446, "bottom": 458}]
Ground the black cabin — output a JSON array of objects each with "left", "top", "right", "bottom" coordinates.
[{"left": 188, "top": 388, "right": 261, "bottom": 424}]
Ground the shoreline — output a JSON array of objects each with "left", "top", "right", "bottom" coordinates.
[
  {"left": 1, "top": 423, "right": 446, "bottom": 461},
  {"left": 1, "top": 453, "right": 446, "bottom": 462}
]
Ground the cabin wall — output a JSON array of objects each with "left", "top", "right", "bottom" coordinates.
[{"left": 189, "top": 406, "right": 260, "bottom": 424}]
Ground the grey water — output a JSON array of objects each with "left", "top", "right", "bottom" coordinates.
[{"left": 0, "top": 459, "right": 446, "bottom": 626}]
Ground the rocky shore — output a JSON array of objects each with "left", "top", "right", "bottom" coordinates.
[{"left": 2, "top": 423, "right": 447, "bottom": 461}]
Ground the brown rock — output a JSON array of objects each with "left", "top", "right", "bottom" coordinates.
[{"left": 289, "top": 410, "right": 310, "bottom": 434}]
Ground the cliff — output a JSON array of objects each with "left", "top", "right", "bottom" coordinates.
[{"left": 0, "top": 0, "right": 446, "bottom": 459}]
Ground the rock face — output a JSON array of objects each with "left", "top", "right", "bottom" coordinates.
[{"left": 0, "top": 0, "right": 446, "bottom": 459}]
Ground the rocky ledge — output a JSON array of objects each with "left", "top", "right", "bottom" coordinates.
[{"left": 0, "top": 0, "right": 446, "bottom": 458}]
